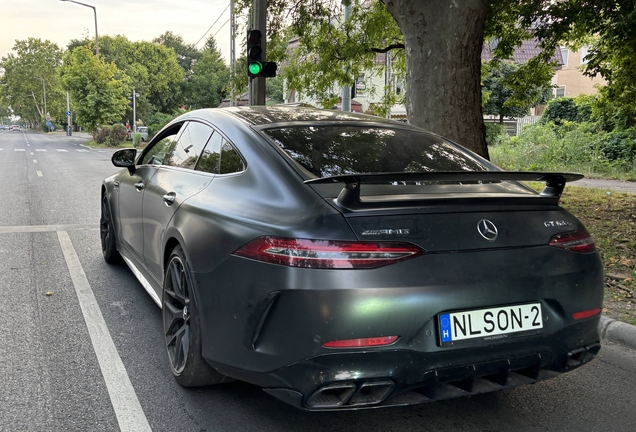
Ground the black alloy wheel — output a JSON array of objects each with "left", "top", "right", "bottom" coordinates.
[
  {"left": 100, "top": 195, "right": 121, "bottom": 263},
  {"left": 162, "top": 246, "right": 228, "bottom": 386}
]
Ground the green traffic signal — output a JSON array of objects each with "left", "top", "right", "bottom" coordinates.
[{"left": 249, "top": 61, "right": 263, "bottom": 75}]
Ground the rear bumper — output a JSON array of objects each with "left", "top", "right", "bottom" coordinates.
[
  {"left": 211, "top": 316, "right": 601, "bottom": 410},
  {"left": 192, "top": 247, "right": 603, "bottom": 409}
]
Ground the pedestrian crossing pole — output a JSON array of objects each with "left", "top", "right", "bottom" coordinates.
[{"left": 66, "top": 91, "right": 72, "bottom": 136}]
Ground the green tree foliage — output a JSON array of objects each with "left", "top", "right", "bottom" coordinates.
[
  {"left": 68, "top": 35, "right": 184, "bottom": 119},
  {"left": 62, "top": 46, "right": 130, "bottom": 130},
  {"left": 153, "top": 31, "right": 202, "bottom": 75},
  {"left": 482, "top": 61, "right": 553, "bottom": 122},
  {"left": 0, "top": 38, "right": 64, "bottom": 126},
  {"left": 183, "top": 37, "right": 230, "bottom": 109},
  {"left": 266, "top": 77, "right": 285, "bottom": 103}
]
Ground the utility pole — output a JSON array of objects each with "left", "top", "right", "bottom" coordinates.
[
  {"left": 340, "top": 0, "right": 352, "bottom": 112},
  {"left": 230, "top": 0, "right": 236, "bottom": 106},
  {"left": 249, "top": 0, "right": 267, "bottom": 106}
]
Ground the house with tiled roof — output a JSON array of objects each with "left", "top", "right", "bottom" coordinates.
[{"left": 483, "top": 39, "right": 604, "bottom": 99}]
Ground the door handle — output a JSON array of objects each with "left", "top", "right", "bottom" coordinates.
[
  {"left": 163, "top": 193, "right": 176, "bottom": 205},
  {"left": 134, "top": 181, "right": 145, "bottom": 191}
]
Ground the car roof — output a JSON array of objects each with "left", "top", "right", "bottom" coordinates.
[
  {"left": 225, "top": 105, "right": 400, "bottom": 127},
  {"left": 180, "top": 105, "right": 408, "bottom": 129}
]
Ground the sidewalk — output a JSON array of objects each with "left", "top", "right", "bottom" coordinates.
[
  {"left": 40, "top": 130, "right": 92, "bottom": 145},
  {"left": 572, "top": 178, "right": 636, "bottom": 194}
]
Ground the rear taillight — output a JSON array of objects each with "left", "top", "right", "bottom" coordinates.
[
  {"left": 572, "top": 308, "right": 601, "bottom": 320},
  {"left": 323, "top": 336, "right": 399, "bottom": 348},
  {"left": 233, "top": 237, "right": 423, "bottom": 269},
  {"left": 549, "top": 229, "right": 596, "bottom": 253}
]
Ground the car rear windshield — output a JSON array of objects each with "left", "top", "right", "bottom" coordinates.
[{"left": 263, "top": 125, "right": 490, "bottom": 178}]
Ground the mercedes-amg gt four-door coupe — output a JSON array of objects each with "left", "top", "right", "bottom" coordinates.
[{"left": 101, "top": 106, "right": 604, "bottom": 410}]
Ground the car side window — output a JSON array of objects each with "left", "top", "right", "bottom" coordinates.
[
  {"left": 219, "top": 140, "right": 245, "bottom": 174},
  {"left": 141, "top": 132, "right": 180, "bottom": 166},
  {"left": 195, "top": 131, "right": 223, "bottom": 174},
  {"left": 163, "top": 121, "right": 214, "bottom": 169}
]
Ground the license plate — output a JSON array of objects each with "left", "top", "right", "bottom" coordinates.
[{"left": 439, "top": 303, "right": 543, "bottom": 344}]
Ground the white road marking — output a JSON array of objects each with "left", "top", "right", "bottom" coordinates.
[
  {"left": 0, "top": 223, "right": 98, "bottom": 234},
  {"left": 36, "top": 170, "right": 43, "bottom": 177},
  {"left": 14, "top": 149, "right": 25, "bottom": 152},
  {"left": 0, "top": 148, "right": 3, "bottom": 151},
  {"left": 33, "top": 159, "right": 37, "bottom": 164},
  {"left": 56, "top": 149, "right": 69, "bottom": 152},
  {"left": 35, "top": 149, "right": 47, "bottom": 152},
  {"left": 57, "top": 231, "right": 152, "bottom": 432},
  {"left": 30, "top": 152, "right": 34, "bottom": 155},
  {"left": 76, "top": 149, "right": 90, "bottom": 152}
]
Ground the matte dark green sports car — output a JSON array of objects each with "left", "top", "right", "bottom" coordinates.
[{"left": 101, "top": 106, "right": 604, "bottom": 410}]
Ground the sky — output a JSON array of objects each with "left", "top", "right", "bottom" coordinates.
[{"left": 1, "top": 0, "right": 237, "bottom": 62}]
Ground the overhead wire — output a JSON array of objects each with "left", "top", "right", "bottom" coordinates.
[{"left": 194, "top": 4, "right": 231, "bottom": 47}]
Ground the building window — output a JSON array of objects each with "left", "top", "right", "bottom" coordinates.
[
  {"left": 560, "top": 47, "right": 569, "bottom": 67},
  {"left": 555, "top": 86, "right": 566, "bottom": 98},
  {"left": 580, "top": 46, "right": 590, "bottom": 64}
]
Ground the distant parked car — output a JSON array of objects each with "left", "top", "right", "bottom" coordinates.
[
  {"left": 12, "top": 125, "right": 21, "bottom": 131},
  {"left": 136, "top": 126, "right": 148, "bottom": 141},
  {"left": 0, "top": 125, "right": 8, "bottom": 130}
]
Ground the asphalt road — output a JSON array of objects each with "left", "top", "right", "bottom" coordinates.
[{"left": 1, "top": 129, "right": 636, "bottom": 432}]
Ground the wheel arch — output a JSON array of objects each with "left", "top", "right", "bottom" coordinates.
[{"left": 163, "top": 231, "right": 205, "bottom": 311}]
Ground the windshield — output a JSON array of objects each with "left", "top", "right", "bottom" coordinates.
[{"left": 264, "top": 125, "right": 490, "bottom": 178}]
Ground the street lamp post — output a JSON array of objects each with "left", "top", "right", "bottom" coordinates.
[{"left": 60, "top": 0, "right": 99, "bottom": 56}]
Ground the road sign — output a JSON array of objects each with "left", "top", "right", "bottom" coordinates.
[{"left": 66, "top": 110, "right": 72, "bottom": 116}]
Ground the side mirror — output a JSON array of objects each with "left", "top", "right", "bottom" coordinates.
[{"left": 112, "top": 148, "right": 137, "bottom": 169}]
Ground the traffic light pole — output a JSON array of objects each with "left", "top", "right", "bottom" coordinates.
[{"left": 249, "top": 0, "right": 267, "bottom": 106}]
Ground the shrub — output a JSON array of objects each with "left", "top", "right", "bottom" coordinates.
[
  {"left": 108, "top": 124, "right": 128, "bottom": 146},
  {"left": 146, "top": 112, "right": 174, "bottom": 139},
  {"left": 542, "top": 98, "right": 578, "bottom": 125},
  {"left": 93, "top": 126, "right": 111, "bottom": 144},
  {"left": 574, "top": 94, "right": 595, "bottom": 123},
  {"left": 595, "top": 129, "right": 636, "bottom": 163},
  {"left": 485, "top": 122, "right": 506, "bottom": 146}
]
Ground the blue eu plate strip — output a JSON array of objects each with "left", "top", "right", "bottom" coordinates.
[{"left": 439, "top": 313, "right": 452, "bottom": 342}]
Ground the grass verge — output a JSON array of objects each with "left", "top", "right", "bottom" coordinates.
[
  {"left": 562, "top": 186, "right": 636, "bottom": 325},
  {"left": 81, "top": 140, "right": 135, "bottom": 149},
  {"left": 527, "top": 183, "right": 636, "bottom": 325}
]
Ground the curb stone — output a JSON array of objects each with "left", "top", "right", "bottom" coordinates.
[{"left": 599, "top": 315, "right": 636, "bottom": 351}]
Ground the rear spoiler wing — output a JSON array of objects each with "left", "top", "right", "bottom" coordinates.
[{"left": 304, "top": 171, "right": 583, "bottom": 210}]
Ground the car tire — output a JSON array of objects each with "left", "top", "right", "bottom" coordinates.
[
  {"left": 162, "top": 245, "right": 230, "bottom": 387},
  {"left": 100, "top": 195, "right": 122, "bottom": 264}
]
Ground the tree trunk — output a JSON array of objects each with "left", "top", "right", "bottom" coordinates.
[{"left": 382, "top": 0, "right": 489, "bottom": 159}]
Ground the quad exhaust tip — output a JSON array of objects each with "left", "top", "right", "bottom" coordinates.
[
  {"left": 566, "top": 343, "right": 601, "bottom": 369},
  {"left": 306, "top": 380, "right": 395, "bottom": 409}
]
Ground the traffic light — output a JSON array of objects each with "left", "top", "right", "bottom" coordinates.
[{"left": 247, "top": 30, "right": 277, "bottom": 78}]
